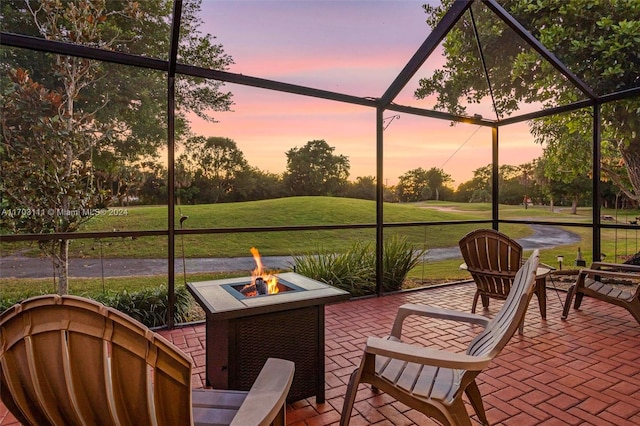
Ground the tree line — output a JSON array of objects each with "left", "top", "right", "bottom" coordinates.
[{"left": 115, "top": 136, "right": 625, "bottom": 213}]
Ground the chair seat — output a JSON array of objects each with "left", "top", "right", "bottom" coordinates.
[
  {"left": 584, "top": 278, "right": 634, "bottom": 302},
  {"left": 192, "top": 389, "right": 246, "bottom": 426},
  {"left": 375, "top": 337, "right": 462, "bottom": 405}
]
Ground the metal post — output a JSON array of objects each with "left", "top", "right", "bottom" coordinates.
[
  {"left": 376, "top": 107, "right": 384, "bottom": 296},
  {"left": 166, "top": 0, "right": 182, "bottom": 328},
  {"left": 492, "top": 126, "right": 499, "bottom": 230},
  {"left": 180, "top": 212, "right": 189, "bottom": 285},
  {"left": 593, "top": 103, "right": 602, "bottom": 262}
]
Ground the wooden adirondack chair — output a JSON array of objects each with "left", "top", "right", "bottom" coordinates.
[
  {"left": 562, "top": 262, "right": 640, "bottom": 323},
  {"left": 0, "top": 294, "right": 294, "bottom": 426},
  {"left": 459, "top": 228, "right": 524, "bottom": 313},
  {"left": 340, "top": 250, "right": 540, "bottom": 426}
]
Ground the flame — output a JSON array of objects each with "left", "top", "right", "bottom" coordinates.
[{"left": 250, "top": 247, "right": 279, "bottom": 294}]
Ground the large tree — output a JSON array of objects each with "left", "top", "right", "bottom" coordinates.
[
  {"left": 454, "top": 165, "right": 488, "bottom": 203},
  {"left": 344, "top": 176, "right": 377, "bottom": 200},
  {"left": 1, "top": 69, "right": 105, "bottom": 294},
  {"left": 416, "top": 0, "right": 640, "bottom": 205},
  {"left": 180, "top": 136, "right": 249, "bottom": 203},
  {"left": 424, "top": 167, "right": 452, "bottom": 201},
  {"left": 396, "top": 168, "right": 431, "bottom": 202},
  {"left": 284, "top": 140, "right": 350, "bottom": 196},
  {"left": 1, "top": 0, "right": 233, "bottom": 153},
  {"left": 232, "top": 168, "right": 287, "bottom": 202},
  {"left": 0, "top": 0, "right": 233, "bottom": 294}
]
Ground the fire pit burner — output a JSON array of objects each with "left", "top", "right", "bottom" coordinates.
[{"left": 222, "top": 278, "right": 304, "bottom": 300}]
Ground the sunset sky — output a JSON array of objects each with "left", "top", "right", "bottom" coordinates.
[{"left": 186, "top": 1, "right": 542, "bottom": 187}]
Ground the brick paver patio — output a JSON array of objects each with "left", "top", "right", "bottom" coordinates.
[{"left": 2, "top": 281, "right": 640, "bottom": 425}]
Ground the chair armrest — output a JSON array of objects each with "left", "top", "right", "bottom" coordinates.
[
  {"left": 391, "top": 304, "right": 489, "bottom": 339},
  {"left": 579, "top": 268, "right": 640, "bottom": 281},
  {"left": 539, "top": 262, "right": 556, "bottom": 271},
  {"left": 365, "top": 337, "right": 492, "bottom": 371},
  {"left": 590, "top": 262, "right": 640, "bottom": 272},
  {"left": 230, "top": 358, "right": 295, "bottom": 426},
  {"left": 551, "top": 269, "right": 581, "bottom": 277}
]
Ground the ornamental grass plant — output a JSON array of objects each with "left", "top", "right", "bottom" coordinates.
[{"left": 292, "top": 236, "right": 424, "bottom": 297}]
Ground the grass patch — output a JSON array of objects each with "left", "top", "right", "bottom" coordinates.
[{"left": 2, "top": 197, "right": 558, "bottom": 259}]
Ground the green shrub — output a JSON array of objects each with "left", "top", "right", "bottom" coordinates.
[
  {"left": 292, "top": 237, "right": 424, "bottom": 297},
  {"left": 93, "top": 285, "right": 194, "bottom": 328},
  {"left": 0, "top": 287, "right": 59, "bottom": 313},
  {"left": 293, "top": 241, "right": 374, "bottom": 296},
  {"left": 381, "top": 236, "right": 425, "bottom": 292},
  {"left": 0, "top": 285, "right": 195, "bottom": 328},
  {"left": 0, "top": 295, "right": 29, "bottom": 314}
]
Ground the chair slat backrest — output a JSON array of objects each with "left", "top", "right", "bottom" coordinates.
[
  {"left": 459, "top": 229, "right": 523, "bottom": 299},
  {"left": 0, "top": 295, "right": 193, "bottom": 426},
  {"left": 466, "top": 250, "right": 539, "bottom": 359}
]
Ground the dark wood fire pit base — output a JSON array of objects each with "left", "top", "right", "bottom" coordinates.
[
  {"left": 209, "top": 305, "right": 323, "bottom": 402},
  {"left": 187, "top": 272, "right": 350, "bottom": 403}
]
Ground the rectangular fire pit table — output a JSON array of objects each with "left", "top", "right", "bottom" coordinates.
[{"left": 187, "top": 272, "right": 350, "bottom": 403}]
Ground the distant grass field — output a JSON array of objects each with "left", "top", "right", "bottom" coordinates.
[
  {"left": 2, "top": 197, "right": 636, "bottom": 260},
  {"left": 2, "top": 197, "right": 640, "bottom": 301}
]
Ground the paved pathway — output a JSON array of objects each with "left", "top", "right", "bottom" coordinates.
[{"left": 0, "top": 225, "right": 580, "bottom": 279}]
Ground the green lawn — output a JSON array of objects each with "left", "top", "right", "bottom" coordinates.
[
  {"left": 3, "top": 197, "right": 602, "bottom": 259},
  {"left": 2, "top": 197, "right": 639, "bottom": 301}
]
